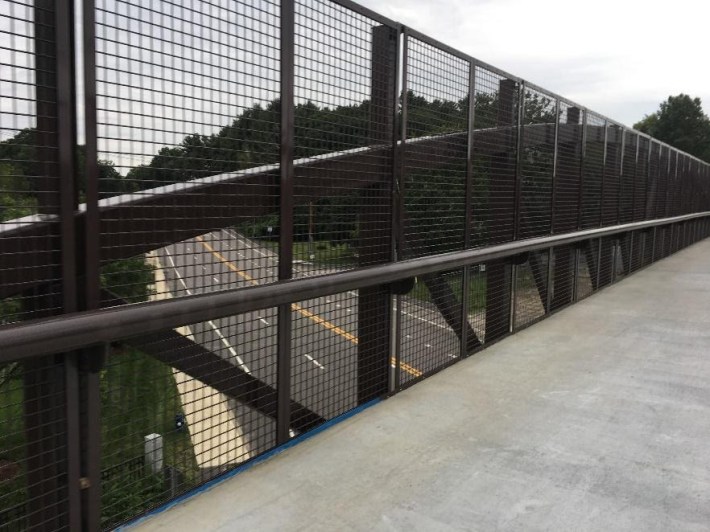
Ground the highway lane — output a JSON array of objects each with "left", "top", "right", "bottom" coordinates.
[{"left": 155, "top": 229, "right": 462, "bottom": 450}]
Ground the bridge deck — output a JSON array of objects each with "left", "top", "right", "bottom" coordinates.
[{"left": 131, "top": 240, "right": 710, "bottom": 532}]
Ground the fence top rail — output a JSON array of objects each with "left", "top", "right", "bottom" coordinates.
[{"left": 1, "top": 212, "right": 707, "bottom": 363}]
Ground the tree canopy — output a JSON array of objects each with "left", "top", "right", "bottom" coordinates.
[{"left": 634, "top": 94, "right": 710, "bottom": 161}]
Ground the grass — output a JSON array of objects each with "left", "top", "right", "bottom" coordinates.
[
  {"left": 0, "top": 372, "right": 27, "bottom": 519},
  {"left": 0, "top": 348, "right": 199, "bottom": 529},
  {"left": 257, "top": 239, "right": 357, "bottom": 267},
  {"left": 407, "top": 271, "right": 487, "bottom": 313},
  {"left": 100, "top": 346, "right": 199, "bottom": 527}
]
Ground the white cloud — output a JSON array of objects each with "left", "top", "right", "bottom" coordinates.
[{"left": 360, "top": 0, "right": 710, "bottom": 127}]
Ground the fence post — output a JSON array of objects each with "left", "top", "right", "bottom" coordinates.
[
  {"left": 484, "top": 78, "right": 516, "bottom": 343},
  {"left": 79, "top": 0, "right": 104, "bottom": 527},
  {"left": 276, "top": 0, "right": 295, "bottom": 444},
  {"left": 460, "top": 60, "right": 476, "bottom": 357},
  {"left": 357, "top": 24, "right": 398, "bottom": 401},
  {"left": 550, "top": 106, "right": 580, "bottom": 310},
  {"left": 23, "top": 1, "right": 85, "bottom": 529}
]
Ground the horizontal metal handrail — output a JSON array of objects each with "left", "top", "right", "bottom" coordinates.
[{"left": 0, "top": 211, "right": 708, "bottom": 362}]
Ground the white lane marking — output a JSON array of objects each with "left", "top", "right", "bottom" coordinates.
[
  {"left": 164, "top": 249, "right": 251, "bottom": 374},
  {"left": 304, "top": 354, "right": 326, "bottom": 370},
  {"left": 224, "top": 228, "right": 271, "bottom": 259},
  {"left": 395, "top": 302, "right": 454, "bottom": 332}
]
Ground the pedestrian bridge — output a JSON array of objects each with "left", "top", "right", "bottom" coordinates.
[
  {"left": 132, "top": 240, "right": 710, "bottom": 531},
  {"left": 1, "top": 0, "right": 709, "bottom": 530}
]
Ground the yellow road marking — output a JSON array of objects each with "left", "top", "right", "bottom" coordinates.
[{"left": 195, "top": 236, "right": 423, "bottom": 378}]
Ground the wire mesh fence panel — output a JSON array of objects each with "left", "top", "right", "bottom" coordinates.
[
  {"left": 102, "top": 306, "right": 279, "bottom": 529},
  {"left": 464, "top": 264, "right": 487, "bottom": 349},
  {"left": 290, "top": 290, "right": 361, "bottom": 424},
  {"left": 629, "top": 231, "right": 644, "bottom": 273},
  {"left": 292, "top": 0, "right": 396, "bottom": 276},
  {"left": 403, "top": 37, "right": 469, "bottom": 257},
  {"left": 94, "top": 0, "right": 281, "bottom": 307},
  {"left": 581, "top": 113, "right": 605, "bottom": 229},
  {"left": 518, "top": 89, "right": 555, "bottom": 239},
  {"left": 635, "top": 137, "right": 649, "bottom": 221},
  {"left": 642, "top": 229, "right": 655, "bottom": 266},
  {"left": 471, "top": 67, "right": 518, "bottom": 247},
  {"left": 614, "top": 233, "right": 631, "bottom": 281},
  {"left": 665, "top": 226, "right": 675, "bottom": 257},
  {"left": 513, "top": 251, "right": 548, "bottom": 329},
  {"left": 619, "top": 131, "right": 636, "bottom": 224},
  {"left": 667, "top": 152, "right": 678, "bottom": 217},
  {"left": 0, "top": 358, "right": 70, "bottom": 531},
  {"left": 597, "top": 237, "right": 615, "bottom": 289},
  {"left": 650, "top": 142, "right": 663, "bottom": 219},
  {"left": 576, "top": 241, "right": 596, "bottom": 300},
  {"left": 602, "top": 124, "right": 622, "bottom": 226},
  {"left": 399, "top": 269, "right": 463, "bottom": 384},
  {"left": 0, "top": 1, "right": 64, "bottom": 324},
  {"left": 471, "top": 68, "right": 517, "bottom": 346},
  {"left": 550, "top": 244, "right": 575, "bottom": 312},
  {"left": 553, "top": 102, "right": 582, "bottom": 234},
  {"left": 676, "top": 223, "right": 684, "bottom": 253},
  {"left": 676, "top": 154, "right": 687, "bottom": 216}
]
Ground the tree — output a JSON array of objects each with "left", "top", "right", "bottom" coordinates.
[{"left": 634, "top": 94, "right": 710, "bottom": 161}]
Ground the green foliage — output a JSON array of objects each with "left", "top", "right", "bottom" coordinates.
[
  {"left": 408, "top": 270, "right": 486, "bottom": 312},
  {"left": 101, "top": 474, "right": 166, "bottom": 528},
  {"left": 0, "top": 348, "right": 198, "bottom": 529},
  {"left": 0, "top": 129, "right": 133, "bottom": 219},
  {"left": 0, "top": 162, "right": 37, "bottom": 221},
  {"left": 99, "top": 347, "right": 198, "bottom": 526},
  {"left": 634, "top": 94, "right": 710, "bottom": 161},
  {"left": 100, "top": 258, "right": 156, "bottom": 303}
]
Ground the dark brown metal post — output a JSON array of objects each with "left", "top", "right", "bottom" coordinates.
[
  {"left": 78, "top": 0, "right": 103, "bottom": 527},
  {"left": 460, "top": 61, "right": 475, "bottom": 357},
  {"left": 550, "top": 106, "right": 580, "bottom": 310},
  {"left": 55, "top": 0, "right": 83, "bottom": 529},
  {"left": 484, "top": 79, "right": 516, "bottom": 343},
  {"left": 357, "top": 24, "right": 397, "bottom": 401},
  {"left": 23, "top": 2, "right": 77, "bottom": 530},
  {"left": 277, "top": 0, "right": 295, "bottom": 443}
]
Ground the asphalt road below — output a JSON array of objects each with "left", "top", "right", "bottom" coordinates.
[{"left": 156, "top": 229, "right": 460, "bottom": 454}]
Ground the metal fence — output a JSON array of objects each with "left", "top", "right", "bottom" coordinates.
[{"left": 1, "top": 0, "right": 710, "bottom": 529}]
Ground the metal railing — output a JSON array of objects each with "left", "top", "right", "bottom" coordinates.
[{"left": 1, "top": 0, "right": 709, "bottom": 530}]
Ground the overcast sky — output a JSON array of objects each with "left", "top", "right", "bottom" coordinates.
[{"left": 359, "top": 0, "right": 710, "bottom": 128}]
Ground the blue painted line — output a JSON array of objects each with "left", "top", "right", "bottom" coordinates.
[{"left": 118, "top": 398, "right": 381, "bottom": 530}]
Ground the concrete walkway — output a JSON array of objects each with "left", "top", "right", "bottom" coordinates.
[{"left": 133, "top": 240, "right": 710, "bottom": 532}]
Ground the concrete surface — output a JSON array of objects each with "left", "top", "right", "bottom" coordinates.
[{"left": 133, "top": 240, "right": 710, "bottom": 532}]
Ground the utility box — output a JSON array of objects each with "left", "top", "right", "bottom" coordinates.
[{"left": 144, "top": 433, "right": 163, "bottom": 475}]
